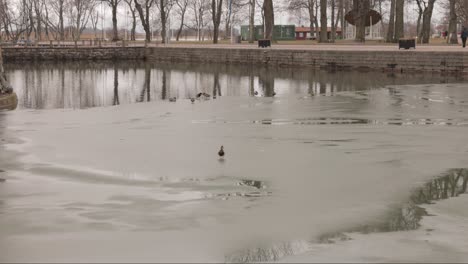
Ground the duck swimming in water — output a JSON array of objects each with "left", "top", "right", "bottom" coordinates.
[
  {"left": 190, "top": 98, "right": 195, "bottom": 103},
  {"left": 218, "top": 146, "right": 225, "bottom": 157},
  {"left": 169, "top": 97, "right": 177, "bottom": 102}
]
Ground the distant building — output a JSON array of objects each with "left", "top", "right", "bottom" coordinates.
[
  {"left": 295, "top": 27, "right": 343, "bottom": 40},
  {"left": 240, "top": 25, "right": 296, "bottom": 41}
]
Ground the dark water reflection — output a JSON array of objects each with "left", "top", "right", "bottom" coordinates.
[
  {"left": 349, "top": 169, "right": 468, "bottom": 235},
  {"left": 4, "top": 61, "right": 467, "bottom": 110},
  {"left": 227, "top": 169, "right": 468, "bottom": 263}
]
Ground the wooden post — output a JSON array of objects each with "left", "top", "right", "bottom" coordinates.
[{"left": 50, "top": 40, "right": 53, "bottom": 47}]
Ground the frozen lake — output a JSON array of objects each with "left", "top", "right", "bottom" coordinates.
[{"left": 1, "top": 62, "right": 468, "bottom": 262}]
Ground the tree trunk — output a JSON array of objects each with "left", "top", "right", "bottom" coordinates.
[
  {"left": 420, "top": 0, "right": 435, "bottom": 44},
  {"left": 386, "top": 0, "right": 395, "bottom": 42},
  {"left": 113, "top": 67, "right": 119, "bottom": 105},
  {"left": 34, "top": 0, "right": 42, "bottom": 41},
  {"left": 448, "top": 0, "right": 458, "bottom": 44},
  {"left": 263, "top": 0, "right": 274, "bottom": 40},
  {"left": 59, "top": 0, "right": 64, "bottom": 41},
  {"left": 354, "top": 0, "right": 370, "bottom": 42},
  {"left": 331, "top": 0, "right": 336, "bottom": 42},
  {"left": 308, "top": 0, "right": 315, "bottom": 39},
  {"left": 416, "top": 0, "right": 423, "bottom": 38},
  {"left": 212, "top": 0, "right": 223, "bottom": 43},
  {"left": 175, "top": 1, "right": 187, "bottom": 41},
  {"left": 394, "top": 0, "right": 404, "bottom": 40},
  {"left": 314, "top": 1, "right": 320, "bottom": 38},
  {"left": 340, "top": 0, "right": 345, "bottom": 39},
  {"left": 131, "top": 12, "right": 137, "bottom": 40},
  {"left": 160, "top": 0, "right": 167, "bottom": 43},
  {"left": 134, "top": 0, "right": 152, "bottom": 42},
  {"left": 465, "top": 0, "right": 468, "bottom": 27},
  {"left": 319, "top": 0, "right": 327, "bottom": 42},
  {"left": 224, "top": 0, "right": 231, "bottom": 39},
  {"left": 176, "top": 13, "right": 185, "bottom": 41},
  {"left": 112, "top": 2, "right": 119, "bottom": 41},
  {"left": 249, "top": 0, "right": 255, "bottom": 43}
]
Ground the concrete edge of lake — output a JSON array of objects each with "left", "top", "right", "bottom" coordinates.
[{"left": 2, "top": 45, "right": 468, "bottom": 74}]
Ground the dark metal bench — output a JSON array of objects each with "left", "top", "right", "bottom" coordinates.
[
  {"left": 258, "top": 39, "right": 271, "bottom": 48},
  {"left": 399, "top": 38, "right": 416, "bottom": 50}
]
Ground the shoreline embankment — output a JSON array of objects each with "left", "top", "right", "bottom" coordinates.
[{"left": 2, "top": 45, "right": 468, "bottom": 74}]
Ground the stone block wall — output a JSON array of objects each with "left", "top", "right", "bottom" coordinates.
[
  {"left": 2, "top": 47, "right": 147, "bottom": 61},
  {"left": 145, "top": 47, "right": 468, "bottom": 74},
  {"left": 2, "top": 46, "right": 468, "bottom": 74}
]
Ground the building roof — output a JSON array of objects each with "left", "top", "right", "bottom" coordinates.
[{"left": 296, "top": 27, "right": 342, "bottom": 33}]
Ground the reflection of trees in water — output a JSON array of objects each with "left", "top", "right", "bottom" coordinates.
[
  {"left": 349, "top": 169, "right": 468, "bottom": 234},
  {"left": 213, "top": 72, "right": 221, "bottom": 98},
  {"left": 113, "top": 66, "right": 120, "bottom": 106},
  {"left": 4, "top": 61, "right": 468, "bottom": 109},
  {"left": 249, "top": 71, "right": 255, "bottom": 96},
  {"left": 139, "top": 64, "right": 151, "bottom": 102},
  {"left": 412, "top": 169, "right": 468, "bottom": 203},
  {"left": 258, "top": 67, "right": 275, "bottom": 97},
  {"left": 226, "top": 169, "right": 468, "bottom": 263},
  {"left": 161, "top": 69, "right": 167, "bottom": 100}
]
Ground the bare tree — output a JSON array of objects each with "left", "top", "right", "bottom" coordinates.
[
  {"left": 102, "top": 0, "right": 122, "bottom": 41},
  {"left": 354, "top": 0, "right": 369, "bottom": 42},
  {"left": 157, "top": 0, "right": 174, "bottom": 43},
  {"left": 394, "top": 0, "right": 404, "bottom": 40},
  {"left": 448, "top": 0, "right": 458, "bottom": 44},
  {"left": 124, "top": 0, "right": 138, "bottom": 40},
  {"left": 263, "top": 0, "right": 274, "bottom": 40},
  {"left": 175, "top": 0, "right": 189, "bottom": 41},
  {"left": 188, "top": 0, "right": 209, "bottom": 41},
  {"left": 287, "top": 0, "right": 318, "bottom": 40},
  {"left": 387, "top": 0, "right": 397, "bottom": 42},
  {"left": 249, "top": 0, "right": 255, "bottom": 42},
  {"left": 33, "top": 0, "right": 46, "bottom": 41},
  {"left": 67, "top": 0, "right": 95, "bottom": 41},
  {"left": 46, "top": 0, "right": 66, "bottom": 40},
  {"left": 418, "top": 0, "right": 436, "bottom": 44},
  {"left": 415, "top": 0, "right": 423, "bottom": 37},
  {"left": 331, "top": 0, "right": 336, "bottom": 42},
  {"left": 211, "top": 0, "right": 223, "bottom": 43},
  {"left": 134, "top": 0, "right": 156, "bottom": 41},
  {"left": 319, "top": 0, "right": 327, "bottom": 42}
]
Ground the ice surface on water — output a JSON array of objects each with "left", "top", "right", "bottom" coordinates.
[{"left": 1, "top": 63, "right": 468, "bottom": 262}]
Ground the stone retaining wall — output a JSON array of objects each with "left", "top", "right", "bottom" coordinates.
[
  {"left": 146, "top": 47, "right": 468, "bottom": 74},
  {"left": 2, "top": 47, "right": 146, "bottom": 61},
  {"left": 3, "top": 46, "right": 468, "bottom": 73}
]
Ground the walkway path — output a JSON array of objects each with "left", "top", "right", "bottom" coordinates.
[{"left": 150, "top": 43, "right": 468, "bottom": 52}]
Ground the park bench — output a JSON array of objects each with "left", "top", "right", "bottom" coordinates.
[
  {"left": 399, "top": 38, "right": 416, "bottom": 50},
  {"left": 258, "top": 39, "right": 271, "bottom": 48}
]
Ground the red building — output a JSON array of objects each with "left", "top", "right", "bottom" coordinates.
[{"left": 295, "top": 27, "right": 342, "bottom": 40}]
